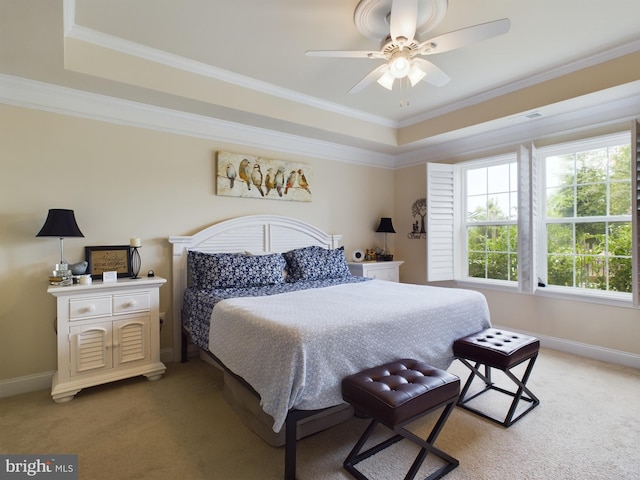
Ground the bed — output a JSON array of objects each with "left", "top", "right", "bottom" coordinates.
[{"left": 169, "top": 215, "right": 491, "bottom": 479}]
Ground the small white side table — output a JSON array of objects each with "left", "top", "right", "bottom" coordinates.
[
  {"left": 48, "top": 276, "right": 166, "bottom": 403},
  {"left": 348, "top": 261, "right": 404, "bottom": 282}
]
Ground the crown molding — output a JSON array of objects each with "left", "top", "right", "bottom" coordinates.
[
  {"left": 0, "top": 74, "right": 394, "bottom": 168},
  {"left": 2, "top": 73, "right": 637, "bottom": 171}
]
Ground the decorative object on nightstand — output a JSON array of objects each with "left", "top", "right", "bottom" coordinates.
[
  {"left": 130, "top": 237, "right": 142, "bottom": 279},
  {"left": 36, "top": 208, "right": 85, "bottom": 286},
  {"left": 375, "top": 217, "right": 396, "bottom": 261}
]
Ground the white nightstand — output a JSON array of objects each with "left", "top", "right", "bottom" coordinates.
[
  {"left": 348, "top": 261, "right": 404, "bottom": 282},
  {"left": 48, "top": 276, "right": 166, "bottom": 403}
]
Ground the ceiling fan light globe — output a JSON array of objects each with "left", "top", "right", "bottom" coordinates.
[
  {"left": 390, "top": 56, "right": 410, "bottom": 78},
  {"left": 377, "top": 70, "right": 395, "bottom": 90},
  {"left": 407, "top": 64, "right": 427, "bottom": 86}
]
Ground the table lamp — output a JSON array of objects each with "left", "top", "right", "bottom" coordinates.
[
  {"left": 375, "top": 217, "right": 395, "bottom": 261},
  {"left": 37, "top": 208, "right": 84, "bottom": 285}
]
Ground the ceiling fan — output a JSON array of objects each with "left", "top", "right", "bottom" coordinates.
[{"left": 305, "top": 0, "right": 510, "bottom": 93}]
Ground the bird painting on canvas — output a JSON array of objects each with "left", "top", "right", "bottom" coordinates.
[
  {"left": 239, "top": 159, "right": 252, "bottom": 190},
  {"left": 274, "top": 167, "right": 285, "bottom": 197},
  {"left": 252, "top": 164, "right": 265, "bottom": 197},
  {"left": 226, "top": 163, "right": 236, "bottom": 188},
  {"left": 298, "top": 169, "right": 311, "bottom": 194},
  {"left": 265, "top": 168, "right": 275, "bottom": 196},
  {"left": 285, "top": 170, "right": 297, "bottom": 195}
]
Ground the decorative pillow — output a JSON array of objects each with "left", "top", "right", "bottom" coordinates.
[
  {"left": 283, "top": 245, "right": 350, "bottom": 282},
  {"left": 188, "top": 251, "right": 286, "bottom": 289}
]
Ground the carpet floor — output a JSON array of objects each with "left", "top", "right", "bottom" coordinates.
[{"left": 1, "top": 347, "right": 638, "bottom": 479}]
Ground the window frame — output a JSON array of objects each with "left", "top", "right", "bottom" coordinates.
[
  {"left": 460, "top": 154, "right": 519, "bottom": 285},
  {"left": 536, "top": 132, "right": 633, "bottom": 298}
]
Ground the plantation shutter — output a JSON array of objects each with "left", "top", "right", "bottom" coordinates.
[
  {"left": 632, "top": 119, "right": 640, "bottom": 306},
  {"left": 426, "top": 162, "right": 456, "bottom": 281},
  {"left": 517, "top": 144, "right": 538, "bottom": 294}
]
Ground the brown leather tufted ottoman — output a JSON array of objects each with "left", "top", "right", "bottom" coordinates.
[
  {"left": 342, "top": 359, "right": 460, "bottom": 480},
  {"left": 453, "top": 328, "right": 540, "bottom": 427}
]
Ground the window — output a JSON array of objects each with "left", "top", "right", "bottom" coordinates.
[
  {"left": 541, "top": 135, "right": 632, "bottom": 293},
  {"left": 464, "top": 158, "right": 518, "bottom": 282},
  {"left": 426, "top": 127, "right": 639, "bottom": 305}
]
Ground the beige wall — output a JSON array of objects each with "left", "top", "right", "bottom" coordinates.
[
  {"left": 393, "top": 164, "right": 640, "bottom": 356},
  {"left": 1, "top": 103, "right": 637, "bottom": 384},
  {"left": 0, "top": 104, "right": 395, "bottom": 381}
]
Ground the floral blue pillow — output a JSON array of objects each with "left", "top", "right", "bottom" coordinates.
[
  {"left": 188, "top": 251, "right": 286, "bottom": 289},
  {"left": 283, "top": 245, "right": 350, "bottom": 282}
]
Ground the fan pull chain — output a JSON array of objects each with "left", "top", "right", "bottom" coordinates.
[{"left": 399, "top": 77, "right": 410, "bottom": 107}]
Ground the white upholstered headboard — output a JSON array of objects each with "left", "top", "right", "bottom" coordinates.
[{"left": 168, "top": 215, "right": 342, "bottom": 362}]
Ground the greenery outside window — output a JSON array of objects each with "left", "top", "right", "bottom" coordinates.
[{"left": 464, "top": 159, "right": 518, "bottom": 282}]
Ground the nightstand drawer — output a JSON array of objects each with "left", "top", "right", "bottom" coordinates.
[
  {"left": 69, "top": 296, "right": 112, "bottom": 320},
  {"left": 113, "top": 292, "right": 150, "bottom": 314}
]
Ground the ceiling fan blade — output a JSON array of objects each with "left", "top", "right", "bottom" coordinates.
[
  {"left": 390, "top": 0, "right": 418, "bottom": 44},
  {"left": 348, "top": 64, "right": 388, "bottom": 94},
  {"left": 305, "top": 49, "right": 385, "bottom": 59},
  {"left": 413, "top": 58, "right": 451, "bottom": 87},
  {"left": 417, "top": 18, "right": 511, "bottom": 55}
]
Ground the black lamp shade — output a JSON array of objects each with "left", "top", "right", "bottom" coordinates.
[
  {"left": 36, "top": 209, "right": 84, "bottom": 238},
  {"left": 375, "top": 217, "right": 396, "bottom": 234}
]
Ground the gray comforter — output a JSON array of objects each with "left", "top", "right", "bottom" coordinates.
[{"left": 208, "top": 279, "right": 491, "bottom": 432}]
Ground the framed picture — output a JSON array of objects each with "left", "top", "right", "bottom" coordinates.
[
  {"left": 85, "top": 246, "right": 132, "bottom": 278},
  {"left": 216, "top": 151, "right": 313, "bottom": 202}
]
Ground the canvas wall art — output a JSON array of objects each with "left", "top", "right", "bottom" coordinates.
[{"left": 216, "top": 151, "right": 313, "bottom": 202}]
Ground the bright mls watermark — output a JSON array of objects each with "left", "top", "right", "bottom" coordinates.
[{"left": 0, "top": 455, "right": 77, "bottom": 479}]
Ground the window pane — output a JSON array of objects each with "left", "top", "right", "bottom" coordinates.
[
  {"left": 609, "top": 222, "right": 632, "bottom": 256},
  {"left": 610, "top": 181, "right": 631, "bottom": 215},
  {"left": 546, "top": 186, "right": 574, "bottom": 217},
  {"left": 546, "top": 154, "right": 574, "bottom": 188},
  {"left": 575, "top": 222, "right": 606, "bottom": 255},
  {"left": 576, "top": 184, "right": 606, "bottom": 217},
  {"left": 608, "top": 257, "right": 632, "bottom": 293},
  {"left": 467, "top": 195, "right": 487, "bottom": 222},
  {"left": 487, "top": 163, "right": 510, "bottom": 192},
  {"left": 577, "top": 148, "right": 607, "bottom": 183},
  {"left": 467, "top": 168, "right": 486, "bottom": 196},
  {"left": 509, "top": 225, "right": 518, "bottom": 252},
  {"left": 547, "top": 255, "right": 574, "bottom": 287},
  {"left": 510, "top": 254, "right": 518, "bottom": 281},
  {"left": 609, "top": 145, "right": 631, "bottom": 181},
  {"left": 576, "top": 255, "right": 605, "bottom": 290},
  {"left": 509, "top": 192, "right": 518, "bottom": 220},
  {"left": 487, "top": 253, "right": 509, "bottom": 280},
  {"left": 488, "top": 194, "right": 510, "bottom": 220},
  {"left": 547, "top": 223, "right": 573, "bottom": 254},
  {"left": 468, "top": 226, "right": 487, "bottom": 252},
  {"left": 486, "top": 225, "right": 508, "bottom": 252},
  {"left": 468, "top": 252, "right": 486, "bottom": 278}
]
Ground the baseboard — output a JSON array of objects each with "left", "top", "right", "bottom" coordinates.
[
  {"left": 493, "top": 324, "right": 640, "bottom": 369},
  {"left": 160, "top": 348, "right": 174, "bottom": 364},
  {"left": 0, "top": 371, "right": 55, "bottom": 399}
]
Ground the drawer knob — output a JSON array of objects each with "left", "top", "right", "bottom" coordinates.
[
  {"left": 82, "top": 305, "right": 96, "bottom": 313},
  {"left": 125, "top": 300, "right": 137, "bottom": 308}
]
